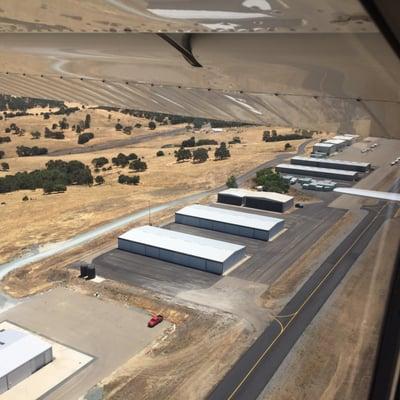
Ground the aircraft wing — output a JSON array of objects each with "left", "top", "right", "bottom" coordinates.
[{"left": 0, "top": 1, "right": 398, "bottom": 138}]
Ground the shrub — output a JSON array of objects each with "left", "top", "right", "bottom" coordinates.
[
  {"left": 31, "top": 131, "right": 41, "bottom": 140},
  {"left": 196, "top": 138, "right": 218, "bottom": 146},
  {"left": 78, "top": 132, "right": 94, "bottom": 145},
  {"left": 226, "top": 175, "right": 238, "bottom": 188},
  {"left": 148, "top": 121, "right": 156, "bottom": 130},
  {"left": 115, "top": 123, "right": 123, "bottom": 131},
  {"left": 156, "top": 150, "right": 165, "bottom": 157},
  {"left": 1, "top": 162, "right": 9, "bottom": 171},
  {"left": 0, "top": 150, "right": 4, "bottom": 159},
  {"left": 228, "top": 136, "right": 241, "bottom": 144}
]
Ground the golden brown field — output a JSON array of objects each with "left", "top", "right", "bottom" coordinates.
[{"left": 0, "top": 108, "right": 331, "bottom": 264}]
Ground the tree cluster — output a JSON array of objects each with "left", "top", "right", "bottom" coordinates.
[
  {"left": 45, "top": 127, "right": 65, "bottom": 140},
  {"left": 0, "top": 94, "right": 64, "bottom": 112},
  {"left": 254, "top": 168, "right": 289, "bottom": 193},
  {"left": 118, "top": 174, "right": 140, "bottom": 185},
  {"left": 16, "top": 146, "right": 48, "bottom": 157},
  {"left": 0, "top": 159, "right": 93, "bottom": 193},
  {"left": 262, "top": 129, "right": 314, "bottom": 142},
  {"left": 112, "top": 153, "right": 138, "bottom": 168},
  {"left": 181, "top": 137, "right": 218, "bottom": 148},
  {"left": 6, "top": 123, "right": 25, "bottom": 136}
]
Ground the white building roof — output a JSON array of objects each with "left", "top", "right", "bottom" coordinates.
[
  {"left": 219, "top": 188, "right": 293, "bottom": 203},
  {"left": 177, "top": 204, "right": 283, "bottom": 231},
  {"left": 119, "top": 226, "right": 245, "bottom": 262},
  {"left": 0, "top": 329, "right": 52, "bottom": 378},
  {"left": 334, "top": 188, "right": 400, "bottom": 202},
  {"left": 325, "top": 139, "right": 347, "bottom": 145},
  {"left": 292, "top": 156, "right": 370, "bottom": 168},
  {"left": 313, "top": 142, "right": 337, "bottom": 148},
  {"left": 276, "top": 163, "right": 358, "bottom": 177}
]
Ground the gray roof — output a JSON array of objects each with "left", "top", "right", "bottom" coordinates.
[
  {"left": 313, "top": 142, "right": 337, "bottom": 148},
  {"left": 119, "top": 226, "right": 245, "bottom": 262},
  {"left": 292, "top": 156, "right": 370, "bottom": 168},
  {"left": 176, "top": 205, "right": 284, "bottom": 231},
  {"left": 218, "top": 188, "right": 293, "bottom": 203},
  {"left": 0, "top": 329, "right": 52, "bottom": 378},
  {"left": 276, "top": 163, "right": 358, "bottom": 176}
]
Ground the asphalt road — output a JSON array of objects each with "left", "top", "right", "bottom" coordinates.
[{"left": 208, "top": 199, "right": 399, "bottom": 400}]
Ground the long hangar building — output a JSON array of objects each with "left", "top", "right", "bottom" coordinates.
[
  {"left": 217, "top": 189, "right": 294, "bottom": 212},
  {"left": 175, "top": 204, "right": 284, "bottom": 241},
  {"left": 275, "top": 163, "right": 359, "bottom": 181},
  {"left": 118, "top": 225, "right": 246, "bottom": 275},
  {"left": 291, "top": 156, "right": 371, "bottom": 172}
]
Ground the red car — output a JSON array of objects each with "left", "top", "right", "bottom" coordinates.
[{"left": 147, "top": 314, "right": 163, "bottom": 328}]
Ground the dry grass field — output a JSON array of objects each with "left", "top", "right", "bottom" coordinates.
[{"left": 0, "top": 107, "right": 331, "bottom": 264}]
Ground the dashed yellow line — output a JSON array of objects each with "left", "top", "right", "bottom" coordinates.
[{"left": 226, "top": 204, "right": 387, "bottom": 400}]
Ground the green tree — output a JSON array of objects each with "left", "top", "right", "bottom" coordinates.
[
  {"left": 174, "top": 147, "right": 192, "bottom": 163},
  {"left": 148, "top": 121, "right": 156, "bottom": 130},
  {"left": 95, "top": 175, "right": 105, "bottom": 185},
  {"left": 214, "top": 142, "right": 230, "bottom": 160},
  {"left": 284, "top": 142, "right": 292, "bottom": 151},
  {"left": 254, "top": 168, "right": 289, "bottom": 193},
  {"left": 1, "top": 162, "right": 9, "bottom": 171},
  {"left": 84, "top": 114, "right": 91, "bottom": 129},
  {"left": 192, "top": 148, "right": 209, "bottom": 163},
  {"left": 91, "top": 157, "right": 109, "bottom": 168},
  {"left": 226, "top": 175, "right": 238, "bottom": 188}
]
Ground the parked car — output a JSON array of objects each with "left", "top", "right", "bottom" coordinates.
[
  {"left": 148, "top": 314, "right": 163, "bottom": 328},
  {"left": 295, "top": 203, "right": 304, "bottom": 208}
]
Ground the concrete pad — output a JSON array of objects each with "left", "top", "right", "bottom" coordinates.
[
  {"left": 0, "top": 321, "right": 92, "bottom": 400},
  {"left": 1, "top": 287, "right": 171, "bottom": 400}
]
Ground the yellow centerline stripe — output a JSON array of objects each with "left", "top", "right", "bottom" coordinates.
[{"left": 227, "top": 204, "right": 387, "bottom": 400}]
